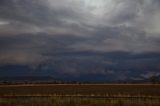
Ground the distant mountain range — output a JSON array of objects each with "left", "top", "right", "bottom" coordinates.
[{"left": 0, "top": 75, "right": 159, "bottom": 84}]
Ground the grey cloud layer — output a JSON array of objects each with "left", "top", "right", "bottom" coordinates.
[{"left": 0, "top": 0, "right": 160, "bottom": 79}]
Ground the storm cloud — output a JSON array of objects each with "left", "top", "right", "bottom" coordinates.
[{"left": 0, "top": 0, "right": 160, "bottom": 81}]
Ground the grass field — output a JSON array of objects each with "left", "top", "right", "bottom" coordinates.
[{"left": 0, "top": 84, "right": 160, "bottom": 106}]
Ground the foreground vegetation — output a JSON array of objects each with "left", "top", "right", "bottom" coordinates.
[
  {"left": 0, "top": 84, "right": 160, "bottom": 97},
  {"left": 0, "top": 97, "right": 160, "bottom": 106},
  {"left": 0, "top": 84, "right": 160, "bottom": 106}
]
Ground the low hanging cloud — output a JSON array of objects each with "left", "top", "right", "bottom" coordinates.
[{"left": 0, "top": 0, "right": 160, "bottom": 80}]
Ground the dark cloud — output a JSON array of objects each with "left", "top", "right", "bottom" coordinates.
[{"left": 0, "top": 0, "right": 160, "bottom": 81}]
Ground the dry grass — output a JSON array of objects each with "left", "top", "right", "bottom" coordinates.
[
  {"left": 0, "top": 84, "right": 160, "bottom": 106},
  {"left": 0, "top": 97, "right": 160, "bottom": 106},
  {"left": 0, "top": 84, "right": 160, "bottom": 97}
]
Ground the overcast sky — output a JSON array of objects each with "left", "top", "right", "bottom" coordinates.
[{"left": 0, "top": 0, "right": 160, "bottom": 81}]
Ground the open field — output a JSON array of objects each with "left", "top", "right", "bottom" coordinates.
[
  {"left": 0, "top": 84, "right": 160, "bottom": 106},
  {"left": 0, "top": 84, "right": 160, "bottom": 97},
  {"left": 1, "top": 97, "right": 160, "bottom": 106}
]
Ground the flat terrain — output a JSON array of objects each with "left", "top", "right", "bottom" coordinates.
[
  {"left": 0, "top": 84, "right": 160, "bottom": 106},
  {"left": 0, "top": 84, "right": 160, "bottom": 97}
]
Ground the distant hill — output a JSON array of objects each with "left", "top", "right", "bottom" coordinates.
[{"left": 0, "top": 75, "right": 159, "bottom": 84}]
